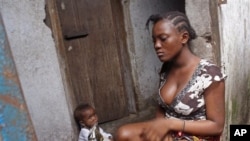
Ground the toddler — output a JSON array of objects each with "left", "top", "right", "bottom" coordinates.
[{"left": 74, "top": 103, "right": 113, "bottom": 141}]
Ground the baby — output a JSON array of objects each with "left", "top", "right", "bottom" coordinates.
[{"left": 74, "top": 103, "right": 113, "bottom": 141}]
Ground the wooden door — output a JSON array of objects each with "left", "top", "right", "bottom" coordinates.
[{"left": 54, "top": 0, "right": 131, "bottom": 122}]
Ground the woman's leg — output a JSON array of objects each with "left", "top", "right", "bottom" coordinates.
[{"left": 114, "top": 122, "right": 149, "bottom": 141}]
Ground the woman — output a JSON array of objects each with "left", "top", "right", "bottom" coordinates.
[{"left": 115, "top": 11, "right": 226, "bottom": 141}]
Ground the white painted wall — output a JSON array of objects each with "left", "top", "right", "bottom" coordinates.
[
  {"left": 218, "top": 0, "right": 250, "bottom": 140},
  {"left": 0, "top": 0, "right": 74, "bottom": 140}
]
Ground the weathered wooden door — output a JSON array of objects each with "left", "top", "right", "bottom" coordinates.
[{"left": 54, "top": 0, "right": 131, "bottom": 122}]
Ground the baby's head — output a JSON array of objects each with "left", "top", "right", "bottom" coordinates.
[{"left": 74, "top": 103, "right": 98, "bottom": 129}]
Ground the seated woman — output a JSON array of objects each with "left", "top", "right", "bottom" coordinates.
[{"left": 115, "top": 11, "right": 226, "bottom": 141}]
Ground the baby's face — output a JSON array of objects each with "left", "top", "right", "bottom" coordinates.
[{"left": 81, "top": 108, "right": 98, "bottom": 128}]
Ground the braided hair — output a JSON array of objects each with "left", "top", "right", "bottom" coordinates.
[
  {"left": 146, "top": 11, "right": 197, "bottom": 42},
  {"left": 145, "top": 11, "right": 197, "bottom": 75}
]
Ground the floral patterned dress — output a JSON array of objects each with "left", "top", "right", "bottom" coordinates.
[{"left": 157, "top": 59, "right": 226, "bottom": 141}]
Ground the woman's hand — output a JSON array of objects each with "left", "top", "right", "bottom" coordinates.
[{"left": 140, "top": 118, "right": 170, "bottom": 141}]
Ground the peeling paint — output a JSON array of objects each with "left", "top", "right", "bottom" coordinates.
[{"left": 0, "top": 15, "right": 37, "bottom": 141}]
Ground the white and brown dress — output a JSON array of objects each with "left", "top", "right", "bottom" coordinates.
[{"left": 158, "top": 59, "right": 226, "bottom": 141}]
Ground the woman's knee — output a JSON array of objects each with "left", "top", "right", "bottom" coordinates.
[{"left": 115, "top": 125, "right": 133, "bottom": 141}]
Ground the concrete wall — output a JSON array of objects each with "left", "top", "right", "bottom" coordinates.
[
  {"left": 186, "top": 0, "right": 218, "bottom": 63},
  {"left": 0, "top": 0, "right": 74, "bottom": 140},
  {"left": 218, "top": 0, "right": 250, "bottom": 140},
  {"left": 0, "top": 14, "right": 37, "bottom": 141}
]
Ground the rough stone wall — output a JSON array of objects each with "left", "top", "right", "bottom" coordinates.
[
  {"left": 0, "top": 0, "right": 74, "bottom": 140},
  {"left": 218, "top": 0, "right": 250, "bottom": 140},
  {"left": 186, "top": 0, "right": 217, "bottom": 63}
]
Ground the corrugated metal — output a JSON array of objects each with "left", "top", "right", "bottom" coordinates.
[{"left": 0, "top": 14, "right": 37, "bottom": 141}]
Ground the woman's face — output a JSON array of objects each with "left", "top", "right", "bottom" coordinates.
[
  {"left": 152, "top": 20, "right": 184, "bottom": 62},
  {"left": 81, "top": 108, "right": 98, "bottom": 128}
]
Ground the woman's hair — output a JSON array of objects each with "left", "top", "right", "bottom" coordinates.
[
  {"left": 146, "top": 11, "right": 197, "bottom": 75},
  {"left": 146, "top": 11, "right": 197, "bottom": 42},
  {"left": 73, "top": 103, "right": 93, "bottom": 130}
]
